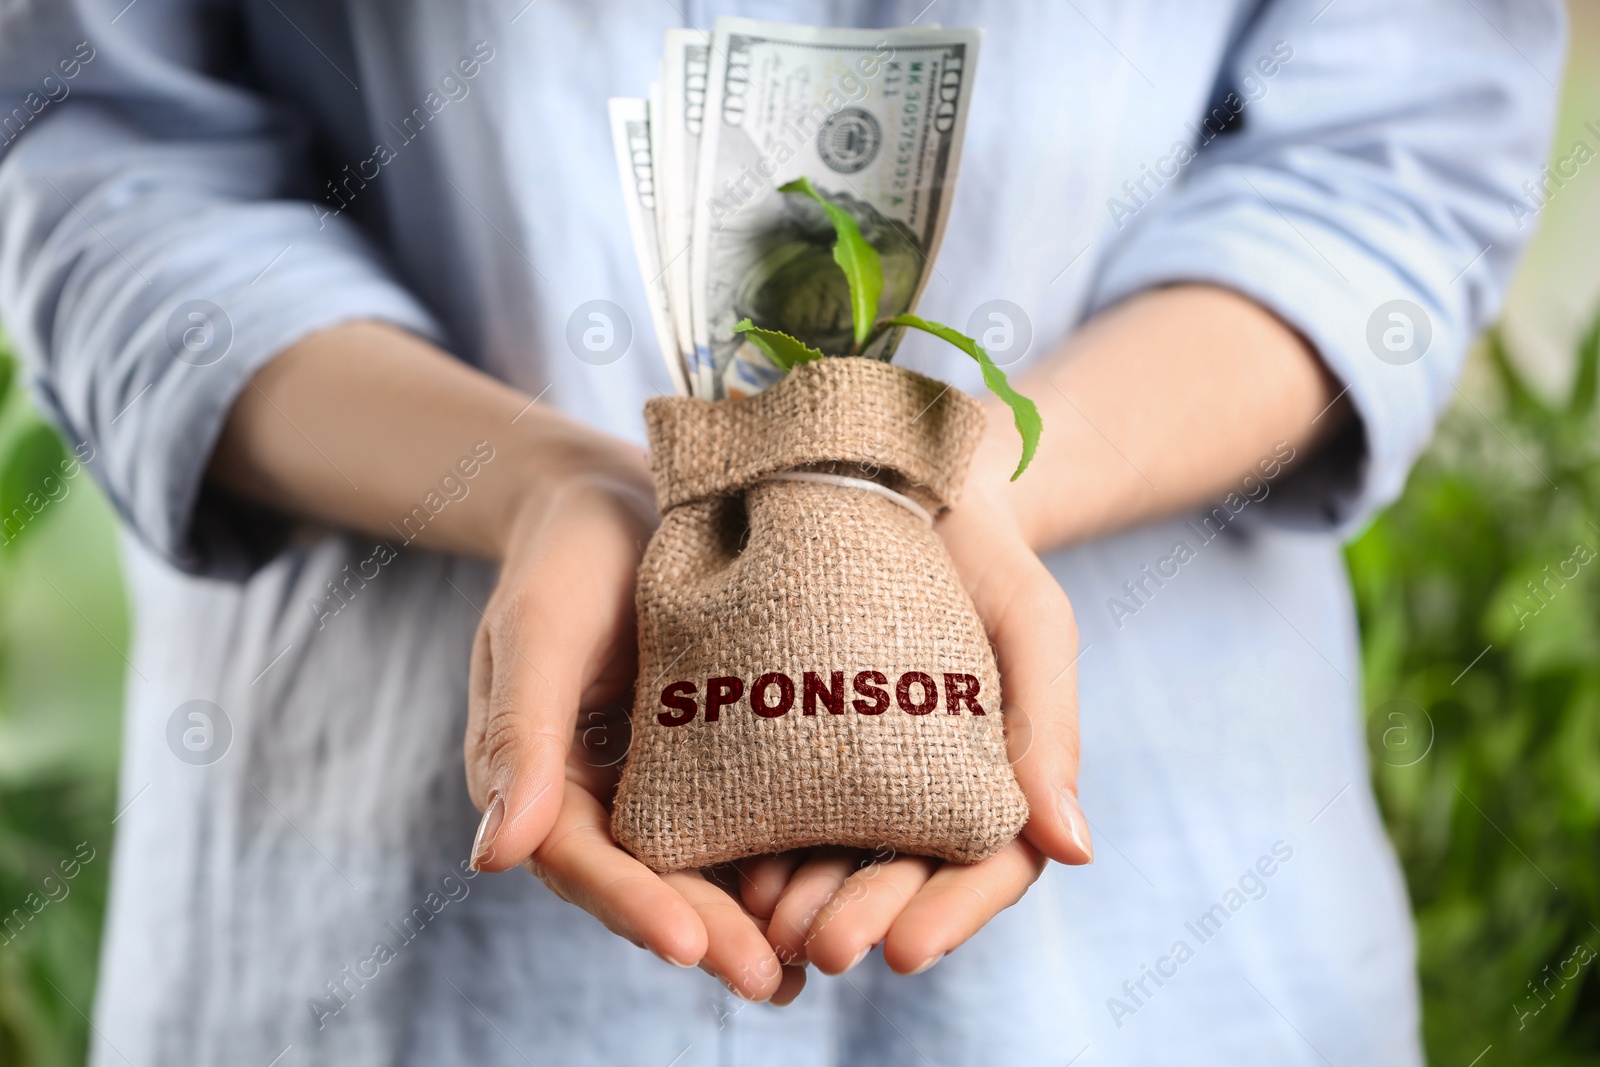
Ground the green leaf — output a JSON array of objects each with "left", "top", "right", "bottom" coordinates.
[
  {"left": 881, "top": 313, "right": 1041, "bottom": 480},
  {"left": 778, "top": 177, "right": 883, "bottom": 351},
  {"left": 0, "top": 350, "right": 14, "bottom": 413},
  {"left": 1567, "top": 304, "right": 1600, "bottom": 419},
  {"left": 732, "top": 318, "right": 825, "bottom": 372},
  {"left": 1485, "top": 327, "right": 1551, "bottom": 425},
  {"left": 0, "top": 421, "right": 67, "bottom": 551}
]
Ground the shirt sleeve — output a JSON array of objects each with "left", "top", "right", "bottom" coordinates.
[
  {"left": 0, "top": 2, "right": 444, "bottom": 577},
  {"left": 1086, "top": 0, "right": 1566, "bottom": 534}
]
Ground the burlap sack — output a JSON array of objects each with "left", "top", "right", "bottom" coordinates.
[{"left": 611, "top": 357, "right": 1030, "bottom": 873}]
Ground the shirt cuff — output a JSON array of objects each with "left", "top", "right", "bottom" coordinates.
[
  {"left": 1086, "top": 171, "right": 1465, "bottom": 537},
  {"left": 60, "top": 219, "right": 447, "bottom": 579}
]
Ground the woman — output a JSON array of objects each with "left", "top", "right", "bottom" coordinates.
[{"left": 0, "top": 1, "right": 1562, "bottom": 1064}]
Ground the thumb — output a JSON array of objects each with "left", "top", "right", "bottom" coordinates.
[
  {"left": 993, "top": 550, "right": 1091, "bottom": 866},
  {"left": 945, "top": 512, "right": 1091, "bottom": 867},
  {"left": 466, "top": 480, "right": 649, "bottom": 872},
  {"left": 465, "top": 589, "right": 586, "bottom": 874}
]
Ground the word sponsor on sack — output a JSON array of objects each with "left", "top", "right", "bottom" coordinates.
[{"left": 657, "top": 671, "right": 987, "bottom": 725}]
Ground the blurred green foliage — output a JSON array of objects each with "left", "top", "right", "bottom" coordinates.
[
  {"left": 0, "top": 335, "right": 121, "bottom": 1067},
  {"left": 1348, "top": 307, "right": 1600, "bottom": 1064}
]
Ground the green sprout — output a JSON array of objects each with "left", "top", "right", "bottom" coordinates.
[{"left": 733, "top": 176, "right": 1041, "bottom": 479}]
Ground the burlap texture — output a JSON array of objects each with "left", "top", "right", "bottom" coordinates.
[{"left": 611, "top": 358, "right": 1030, "bottom": 872}]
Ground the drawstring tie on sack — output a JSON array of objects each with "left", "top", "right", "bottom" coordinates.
[{"left": 762, "top": 470, "right": 935, "bottom": 527}]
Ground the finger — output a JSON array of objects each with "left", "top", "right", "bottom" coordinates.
[
  {"left": 764, "top": 848, "right": 860, "bottom": 966},
  {"left": 804, "top": 855, "right": 938, "bottom": 975},
  {"left": 466, "top": 594, "right": 580, "bottom": 872},
  {"left": 468, "top": 499, "right": 639, "bottom": 872},
  {"left": 881, "top": 837, "right": 1046, "bottom": 975},
  {"left": 662, "top": 869, "right": 786, "bottom": 1002},
  {"left": 738, "top": 850, "right": 809, "bottom": 920},
  {"left": 943, "top": 512, "right": 1091, "bottom": 866},
  {"left": 465, "top": 619, "right": 494, "bottom": 795},
  {"left": 523, "top": 780, "right": 707, "bottom": 969},
  {"left": 768, "top": 964, "right": 808, "bottom": 1007}
]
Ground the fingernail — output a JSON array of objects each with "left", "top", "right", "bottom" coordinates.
[
  {"left": 843, "top": 946, "right": 870, "bottom": 973},
  {"left": 654, "top": 948, "right": 697, "bottom": 969},
  {"left": 469, "top": 792, "right": 505, "bottom": 872},
  {"left": 1057, "top": 789, "right": 1094, "bottom": 864},
  {"left": 721, "top": 978, "right": 770, "bottom": 1003},
  {"left": 907, "top": 952, "right": 945, "bottom": 976}
]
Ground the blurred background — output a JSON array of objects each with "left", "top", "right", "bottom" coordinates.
[{"left": 2, "top": 7, "right": 1598, "bottom": 1066}]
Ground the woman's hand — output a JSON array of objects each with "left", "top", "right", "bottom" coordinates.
[
  {"left": 212, "top": 321, "right": 799, "bottom": 996},
  {"left": 739, "top": 414, "right": 1093, "bottom": 977},
  {"left": 461, "top": 443, "right": 804, "bottom": 1004}
]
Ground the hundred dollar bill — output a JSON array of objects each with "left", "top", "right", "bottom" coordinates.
[
  {"left": 647, "top": 81, "right": 669, "bottom": 265},
  {"left": 607, "top": 97, "right": 690, "bottom": 395},
  {"left": 689, "top": 18, "right": 981, "bottom": 398},
  {"left": 660, "top": 29, "right": 710, "bottom": 391}
]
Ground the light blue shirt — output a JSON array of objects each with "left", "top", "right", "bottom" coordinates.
[{"left": 0, "top": 1, "right": 1564, "bottom": 1064}]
